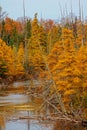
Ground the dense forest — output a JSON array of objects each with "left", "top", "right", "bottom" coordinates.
[{"left": 0, "top": 6, "right": 87, "bottom": 121}]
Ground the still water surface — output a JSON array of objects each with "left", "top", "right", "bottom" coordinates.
[{"left": 0, "top": 81, "right": 86, "bottom": 130}]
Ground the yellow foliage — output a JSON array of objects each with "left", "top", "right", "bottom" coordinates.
[
  {"left": 0, "top": 39, "right": 25, "bottom": 78},
  {"left": 47, "top": 28, "right": 85, "bottom": 107},
  {"left": 64, "top": 89, "right": 76, "bottom": 96}
]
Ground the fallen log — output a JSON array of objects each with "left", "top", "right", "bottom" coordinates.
[{"left": 17, "top": 115, "right": 81, "bottom": 124}]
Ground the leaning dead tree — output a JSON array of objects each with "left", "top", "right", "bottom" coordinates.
[{"left": 26, "top": 38, "right": 67, "bottom": 116}]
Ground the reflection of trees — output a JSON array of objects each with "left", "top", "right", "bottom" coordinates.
[{"left": 0, "top": 116, "right": 5, "bottom": 130}]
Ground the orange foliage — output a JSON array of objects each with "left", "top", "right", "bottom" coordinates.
[{"left": 5, "top": 17, "right": 23, "bottom": 35}]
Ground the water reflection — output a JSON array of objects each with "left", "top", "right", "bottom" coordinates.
[
  {"left": 5, "top": 111, "right": 53, "bottom": 130},
  {"left": 0, "top": 94, "right": 29, "bottom": 105},
  {"left": 0, "top": 116, "right": 5, "bottom": 130},
  {"left": 5, "top": 118, "right": 87, "bottom": 130},
  {"left": 6, "top": 120, "right": 52, "bottom": 130},
  {"left": 0, "top": 81, "right": 86, "bottom": 130}
]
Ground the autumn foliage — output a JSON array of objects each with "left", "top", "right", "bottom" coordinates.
[{"left": 0, "top": 15, "right": 87, "bottom": 117}]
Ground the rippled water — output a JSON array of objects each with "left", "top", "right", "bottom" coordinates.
[
  {"left": 0, "top": 94, "right": 29, "bottom": 104},
  {"left": 0, "top": 81, "right": 86, "bottom": 130}
]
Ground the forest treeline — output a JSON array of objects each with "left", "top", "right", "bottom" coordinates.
[{"left": 0, "top": 8, "right": 87, "bottom": 118}]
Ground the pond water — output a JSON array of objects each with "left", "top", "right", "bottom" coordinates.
[
  {"left": 0, "top": 81, "right": 86, "bottom": 130},
  {"left": 6, "top": 119, "right": 53, "bottom": 130}
]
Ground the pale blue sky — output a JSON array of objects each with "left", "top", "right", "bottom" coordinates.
[{"left": 0, "top": 0, "right": 87, "bottom": 20}]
